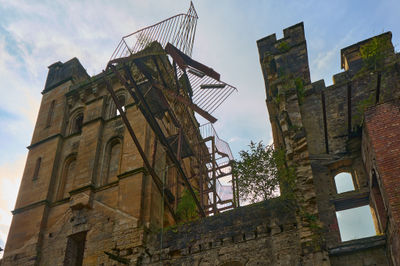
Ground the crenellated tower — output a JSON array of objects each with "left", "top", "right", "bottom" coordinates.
[{"left": 258, "top": 22, "right": 400, "bottom": 265}]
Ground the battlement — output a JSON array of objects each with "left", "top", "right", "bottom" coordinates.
[
  {"left": 258, "top": 23, "right": 400, "bottom": 265},
  {"left": 340, "top": 32, "right": 393, "bottom": 71},
  {"left": 257, "top": 22, "right": 310, "bottom": 103},
  {"left": 257, "top": 22, "right": 306, "bottom": 57}
]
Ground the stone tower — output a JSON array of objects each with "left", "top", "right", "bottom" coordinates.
[
  {"left": 258, "top": 22, "right": 400, "bottom": 265},
  {"left": 1, "top": 5, "right": 240, "bottom": 265},
  {"left": 1, "top": 55, "right": 184, "bottom": 265}
]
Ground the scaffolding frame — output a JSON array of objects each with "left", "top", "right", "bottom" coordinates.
[{"left": 102, "top": 3, "right": 238, "bottom": 219}]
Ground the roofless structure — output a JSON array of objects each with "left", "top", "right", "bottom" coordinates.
[{"left": 1, "top": 3, "right": 239, "bottom": 264}]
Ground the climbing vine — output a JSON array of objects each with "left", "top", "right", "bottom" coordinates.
[
  {"left": 176, "top": 188, "right": 199, "bottom": 223},
  {"left": 360, "top": 36, "right": 391, "bottom": 71},
  {"left": 277, "top": 41, "right": 290, "bottom": 53},
  {"left": 353, "top": 93, "right": 375, "bottom": 125}
]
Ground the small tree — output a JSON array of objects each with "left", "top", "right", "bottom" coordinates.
[{"left": 232, "top": 141, "right": 279, "bottom": 203}]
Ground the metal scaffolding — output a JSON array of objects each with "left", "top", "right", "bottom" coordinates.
[{"left": 103, "top": 2, "right": 238, "bottom": 219}]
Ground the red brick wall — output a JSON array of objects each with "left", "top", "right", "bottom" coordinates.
[{"left": 364, "top": 101, "right": 400, "bottom": 265}]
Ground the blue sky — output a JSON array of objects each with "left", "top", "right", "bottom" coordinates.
[{"left": 0, "top": 0, "right": 399, "bottom": 250}]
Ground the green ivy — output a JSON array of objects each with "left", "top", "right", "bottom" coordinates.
[
  {"left": 277, "top": 41, "right": 290, "bottom": 53},
  {"left": 353, "top": 93, "right": 375, "bottom": 125},
  {"left": 360, "top": 36, "right": 391, "bottom": 71},
  {"left": 176, "top": 188, "right": 199, "bottom": 223},
  {"left": 273, "top": 148, "right": 296, "bottom": 200}
]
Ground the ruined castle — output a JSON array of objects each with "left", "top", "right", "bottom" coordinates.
[{"left": 1, "top": 4, "right": 400, "bottom": 266}]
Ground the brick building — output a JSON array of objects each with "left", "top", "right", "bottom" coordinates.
[{"left": 1, "top": 6, "right": 400, "bottom": 266}]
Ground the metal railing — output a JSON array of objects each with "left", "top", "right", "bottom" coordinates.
[
  {"left": 110, "top": 2, "right": 197, "bottom": 60},
  {"left": 199, "top": 123, "right": 234, "bottom": 160}
]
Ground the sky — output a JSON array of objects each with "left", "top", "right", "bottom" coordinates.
[{"left": 1, "top": 0, "right": 400, "bottom": 252}]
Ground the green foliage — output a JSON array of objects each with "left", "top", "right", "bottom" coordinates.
[
  {"left": 360, "top": 37, "right": 390, "bottom": 71},
  {"left": 294, "top": 77, "right": 305, "bottom": 104},
  {"left": 232, "top": 142, "right": 298, "bottom": 203},
  {"left": 232, "top": 142, "right": 279, "bottom": 203},
  {"left": 272, "top": 148, "right": 296, "bottom": 200},
  {"left": 176, "top": 189, "right": 199, "bottom": 223},
  {"left": 274, "top": 74, "right": 306, "bottom": 106},
  {"left": 277, "top": 41, "right": 290, "bottom": 53}
]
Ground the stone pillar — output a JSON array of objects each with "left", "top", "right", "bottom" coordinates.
[{"left": 257, "top": 22, "right": 330, "bottom": 265}]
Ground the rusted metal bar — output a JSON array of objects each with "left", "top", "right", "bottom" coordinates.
[
  {"left": 207, "top": 163, "right": 231, "bottom": 173},
  {"left": 177, "top": 128, "right": 183, "bottom": 161},
  {"left": 112, "top": 63, "right": 206, "bottom": 217},
  {"left": 211, "top": 137, "right": 217, "bottom": 215},
  {"left": 199, "top": 152, "right": 204, "bottom": 208},
  {"left": 231, "top": 173, "right": 237, "bottom": 208},
  {"left": 218, "top": 199, "right": 233, "bottom": 205},
  {"left": 151, "top": 138, "right": 158, "bottom": 169},
  {"left": 102, "top": 73, "right": 177, "bottom": 222},
  {"left": 159, "top": 84, "right": 217, "bottom": 123},
  {"left": 165, "top": 43, "right": 220, "bottom": 80},
  {"left": 215, "top": 172, "right": 232, "bottom": 179},
  {"left": 128, "top": 58, "right": 214, "bottom": 122},
  {"left": 173, "top": 61, "right": 180, "bottom": 94}
]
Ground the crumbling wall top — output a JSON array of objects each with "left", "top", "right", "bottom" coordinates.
[
  {"left": 256, "top": 22, "right": 305, "bottom": 59},
  {"left": 340, "top": 32, "right": 393, "bottom": 71}
]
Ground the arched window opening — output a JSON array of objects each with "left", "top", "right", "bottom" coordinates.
[
  {"left": 56, "top": 156, "right": 77, "bottom": 200},
  {"left": 108, "top": 94, "right": 126, "bottom": 119},
  {"left": 116, "top": 95, "right": 126, "bottom": 116},
  {"left": 73, "top": 113, "right": 83, "bottom": 133},
  {"left": 334, "top": 172, "right": 355, "bottom": 194},
  {"left": 69, "top": 111, "right": 84, "bottom": 135},
  {"left": 46, "top": 100, "right": 55, "bottom": 128},
  {"left": 336, "top": 205, "right": 377, "bottom": 242},
  {"left": 101, "top": 139, "right": 122, "bottom": 185},
  {"left": 32, "top": 157, "right": 42, "bottom": 180}
]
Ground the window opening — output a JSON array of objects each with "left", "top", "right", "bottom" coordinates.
[
  {"left": 63, "top": 231, "right": 87, "bottom": 266},
  {"left": 334, "top": 172, "right": 355, "bottom": 193},
  {"left": 32, "top": 157, "right": 42, "bottom": 180},
  {"left": 74, "top": 113, "right": 84, "bottom": 133},
  {"left": 46, "top": 100, "right": 55, "bottom": 127},
  {"left": 107, "top": 142, "right": 121, "bottom": 183},
  {"left": 57, "top": 156, "right": 77, "bottom": 200},
  {"left": 371, "top": 170, "right": 386, "bottom": 233},
  {"left": 108, "top": 94, "right": 126, "bottom": 119},
  {"left": 336, "top": 205, "right": 377, "bottom": 242},
  {"left": 101, "top": 139, "right": 122, "bottom": 185},
  {"left": 116, "top": 95, "right": 126, "bottom": 116}
]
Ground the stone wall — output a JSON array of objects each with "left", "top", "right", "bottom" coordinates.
[
  {"left": 1, "top": 56, "right": 181, "bottom": 265},
  {"left": 258, "top": 22, "right": 399, "bottom": 265},
  {"left": 144, "top": 199, "right": 301, "bottom": 266},
  {"left": 257, "top": 22, "right": 330, "bottom": 265}
]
